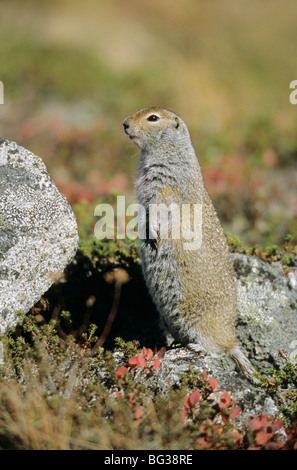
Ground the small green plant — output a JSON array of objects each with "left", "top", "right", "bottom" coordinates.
[
  {"left": 257, "top": 351, "right": 297, "bottom": 427},
  {"left": 227, "top": 232, "right": 297, "bottom": 267},
  {"left": 1, "top": 316, "right": 297, "bottom": 450}
]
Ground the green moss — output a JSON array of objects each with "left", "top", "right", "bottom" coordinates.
[
  {"left": 257, "top": 353, "right": 297, "bottom": 426},
  {"left": 227, "top": 232, "right": 297, "bottom": 267}
]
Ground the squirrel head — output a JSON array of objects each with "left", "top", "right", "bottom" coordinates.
[{"left": 123, "top": 107, "right": 190, "bottom": 151}]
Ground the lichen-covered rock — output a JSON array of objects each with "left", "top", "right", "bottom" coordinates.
[
  {"left": 133, "top": 347, "right": 279, "bottom": 428},
  {"left": 232, "top": 253, "right": 297, "bottom": 370},
  {"left": 134, "top": 252, "right": 297, "bottom": 377},
  {"left": 0, "top": 138, "right": 78, "bottom": 333},
  {"left": 121, "top": 252, "right": 297, "bottom": 423}
]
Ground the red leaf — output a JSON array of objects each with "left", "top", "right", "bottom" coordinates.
[
  {"left": 218, "top": 392, "right": 232, "bottom": 409},
  {"left": 142, "top": 347, "right": 153, "bottom": 360},
  {"left": 208, "top": 378, "right": 218, "bottom": 391},
  {"left": 184, "top": 396, "right": 191, "bottom": 409},
  {"left": 248, "top": 415, "right": 264, "bottom": 432},
  {"left": 188, "top": 391, "right": 201, "bottom": 408},
  {"left": 135, "top": 405, "right": 144, "bottom": 420},
  {"left": 137, "top": 353, "right": 147, "bottom": 368},
  {"left": 153, "top": 357, "right": 161, "bottom": 370},
  {"left": 256, "top": 430, "right": 270, "bottom": 446},
  {"left": 128, "top": 357, "right": 139, "bottom": 370},
  {"left": 115, "top": 366, "right": 128, "bottom": 379},
  {"left": 195, "top": 437, "right": 211, "bottom": 449},
  {"left": 272, "top": 419, "right": 284, "bottom": 432},
  {"left": 200, "top": 370, "right": 208, "bottom": 380},
  {"left": 229, "top": 406, "right": 241, "bottom": 420},
  {"left": 180, "top": 407, "right": 187, "bottom": 422}
]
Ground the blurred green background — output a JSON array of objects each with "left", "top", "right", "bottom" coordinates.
[{"left": 0, "top": 0, "right": 296, "bottom": 245}]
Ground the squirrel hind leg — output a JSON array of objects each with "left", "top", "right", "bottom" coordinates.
[{"left": 229, "top": 345, "right": 258, "bottom": 383}]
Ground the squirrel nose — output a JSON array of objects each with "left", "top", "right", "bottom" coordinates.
[{"left": 123, "top": 121, "right": 129, "bottom": 132}]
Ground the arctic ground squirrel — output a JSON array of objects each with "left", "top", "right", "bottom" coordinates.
[{"left": 123, "top": 107, "right": 256, "bottom": 382}]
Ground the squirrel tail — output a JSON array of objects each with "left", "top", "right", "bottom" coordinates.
[
  {"left": 187, "top": 341, "right": 258, "bottom": 383},
  {"left": 229, "top": 345, "right": 258, "bottom": 383}
]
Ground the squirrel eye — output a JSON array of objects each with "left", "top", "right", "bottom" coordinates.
[{"left": 147, "top": 114, "right": 159, "bottom": 122}]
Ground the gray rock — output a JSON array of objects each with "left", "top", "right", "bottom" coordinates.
[
  {"left": 232, "top": 253, "right": 297, "bottom": 370},
  {"left": 108, "top": 346, "right": 280, "bottom": 428},
  {"left": 119, "top": 253, "right": 297, "bottom": 423},
  {"left": 0, "top": 138, "right": 78, "bottom": 333},
  {"left": 138, "top": 347, "right": 278, "bottom": 428}
]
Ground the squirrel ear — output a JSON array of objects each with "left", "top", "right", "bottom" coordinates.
[{"left": 174, "top": 116, "right": 181, "bottom": 129}]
